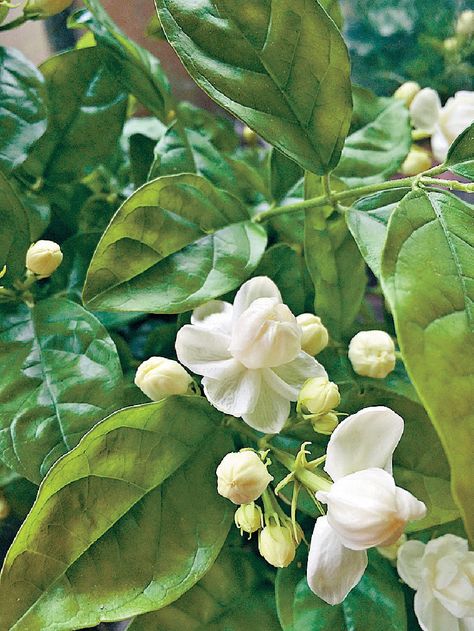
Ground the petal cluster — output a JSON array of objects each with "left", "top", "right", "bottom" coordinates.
[{"left": 176, "top": 277, "right": 326, "bottom": 433}]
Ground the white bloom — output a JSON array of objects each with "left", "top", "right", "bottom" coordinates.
[
  {"left": 307, "top": 407, "right": 426, "bottom": 605},
  {"left": 397, "top": 535, "right": 474, "bottom": 631},
  {"left": 175, "top": 277, "right": 327, "bottom": 433},
  {"left": 431, "top": 91, "right": 474, "bottom": 162},
  {"left": 296, "top": 313, "right": 329, "bottom": 355},
  {"left": 216, "top": 451, "right": 273, "bottom": 504},
  {"left": 410, "top": 88, "right": 442, "bottom": 134},
  {"left": 456, "top": 10, "right": 474, "bottom": 36},
  {"left": 26, "top": 240, "right": 63, "bottom": 277},
  {"left": 134, "top": 357, "right": 193, "bottom": 401},
  {"left": 348, "top": 330, "right": 396, "bottom": 379}
]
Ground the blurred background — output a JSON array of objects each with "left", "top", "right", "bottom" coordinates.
[{"left": 0, "top": 0, "right": 472, "bottom": 104}]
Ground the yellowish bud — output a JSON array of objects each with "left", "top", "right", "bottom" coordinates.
[
  {"left": 456, "top": 10, "right": 474, "bottom": 36},
  {"left": 298, "top": 377, "right": 340, "bottom": 417},
  {"left": 393, "top": 81, "right": 421, "bottom": 106},
  {"left": 443, "top": 37, "right": 458, "bottom": 52},
  {"left": 311, "top": 411, "right": 339, "bottom": 435},
  {"left": 348, "top": 330, "right": 396, "bottom": 379},
  {"left": 400, "top": 147, "right": 432, "bottom": 176},
  {"left": 134, "top": 357, "right": 193, "bottom": 401},
  {"left": 234, "top": 502, "right": 263, "bottom": 535},
  {"left": 258, "top": 523, "right": 296, "bottom": 568},
  {"left": 216, "top": 451, "right": 273, "bottom": 505},
  {"left": 24, "top": 0, "right": 74, "bottom": 18},
  {"left": 296, "top": 313, "right": 329, "bottom": 355},
  {"left": 242, "top": 125, "right": 258, "bottom": 145},
  {"left": 25, "top": 240, "right": 63, "bottom": 277}
]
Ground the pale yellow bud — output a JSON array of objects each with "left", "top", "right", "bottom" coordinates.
[
  {"left": 242, "top": 125, "right": 258, "bottom": 145},
  {"left": 296, "top": 313, "right": 329, "bottom": 355},
  {"left": 311, "top": 411, "right": 339, "bottom": 435},
  {"left": 393, "top": 81, "right": 421, "bottom": 106},
  {"left": 216, "top": 451, "right": 273, "bottom": 505},
  {"left": 25, "top": 240, "right": 63, "bottom": 277},
  {"left": 298, "top": 377, "right": 340, "bottom": 417},
  {"left": 443, "top": 37, "right": 458, "bottom": 52},
  {"left": 134, "top": 357, "right": 193, "bottom": 401},
  {"left": 400, "top": 147, "right": 432, "bottom": 176},
  {"left": 377, "top": 534, "right": 407, "bottom": 561},
  {"left": 24, "top": 0, "right": 74, "bottom": 18},
  {"left": 456, "top": 10, "right": 474, "bottom": 36},
  {"left": 234, "top": 502, "right": 263, "bottom": 534},
  {"left": 258, "top": 524, "right": 296, "bottom": 568},
  {"left": 348, "top": 330, "right": 396, "bottom": 379}
]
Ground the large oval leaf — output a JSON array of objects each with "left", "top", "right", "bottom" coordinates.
[
  {"left": 381, "top": 189, "right": 474, "bottom": 542},
  {"left": 0, "top": 397, "right": 233, "bottom": 630},
  {"left": 156, "top": 0, "right": 352, "bottom": 174},
  {"left": 0, "top": 298, "right": 123, "bottom": 483},
  {"left": 83, "top": 174, "right": 267, "bottom": 313}
]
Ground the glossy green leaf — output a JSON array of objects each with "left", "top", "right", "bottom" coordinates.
[
  {"left": 334, "top": 99, "right": 411, "bottom": 187},
  {"left": 71, "top": 0, "right": 171, "bottom": 119},
  {"left": 0, "top": 298, "right": 123, "bottom": 483},
  {"left": 176, "top": 101, "right": 239, "bottom": 152},
  {"left": 304, "top": 174, "right": 367, "bottom": 339},
  {"left": 346, "top": 187, "right": 410, "bottom": 277},
  {"left": 128, "top": 544, "right": 278, "bottom": 630},
  {"left": 270, "top": 149, "right": 303, "bottom": 203},
  {"left": 0, "top": 397, "right": 233, "bottom": 630},
  {"left": 83, "top": 174, "right": 267, "bottom": 313},
  {"left": 156, "top": 0, "right": 352, "bottom": 174},
  {"left": 0, "top": 47, "right": 47, "bottom": 172},
  {"left": 320, "top": 0, "right": 343, "bottom": 28},
  {"left": 445, "top": 122, "right": 474, "bottom": 180},
  {"left": 25, "top": 47, "right": 128, "bottom": 183},
  {"left": 277, "top": 552, "right": 407, "bottom": 631},
  {"left": 381, "top": 189, "right": 474, "bottom": 541}
]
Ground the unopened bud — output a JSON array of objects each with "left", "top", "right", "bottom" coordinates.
[
  {"left": 400, "top": 147, "right": 432, "bottom": 176},
  {"left": 456, "top": 10, "right": 474, "bottom": 36},
  {"left": 258, "top": 523, "right": 297, "bottom": 568},
  {"left": 311, "top": 411, "right": 339, "bottom": 435},
  {"left": 216, "top": 451, "right": 273, "bottom": 505},
  {"left": 25, "top": 240, "right": 63, "bottom": 277},
  {"left": 242, "top": 125, "right": 258, "bottom": 145},
  {"left": 298, "top": 377, "right": 340, "bottom": 417},
  {"left": 234, "top": 502, "right": 263, "bottom": 535},
  {"left": 393, "top": 81, "right": 420, "bottom": 106},
  {"left": 348, "top": 330, "right": 396, "bottom": 379},
  {"left": 134, "top": 357, "right": 193, "bottom": 401},
  {"left": 409, "top": 88, "right": 441, "bottom": 134},
  {"left": 24, "top": 0, "right": 74, "bottom": 18},
  {"left": 296, "top": 313, "right": 329, "bottom": 355},
  {"left": 377, "top": 534, "right": 407, "bottom": 562},
  {"left": 443, "top": 37, "right": 458, "bottom": 52}
]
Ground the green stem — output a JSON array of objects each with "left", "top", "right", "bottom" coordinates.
[
  {"left": 270, "top": 445, "right": 332, "bottom": 493},
  {"left": 0, "top": 14, "right": 29, "bottom": 31},
  {"left": 421, "top": 177, "right": 474, "bottom": 192}
]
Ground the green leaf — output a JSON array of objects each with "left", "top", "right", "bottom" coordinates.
[
  {"left": 381, "top": 189, "right": 474, "bottom": 541},
  {"left": 277, "top": 552, "right": 407, "bottom": 631},
  {"left": 83, "top": 174, "right": 267, "bottom": 313},
  {"left": 320, "top": 0, "right": 343, "bottom": 29},
  {"left": 445, "top": 122, "right": 474, "bottom": 180},
  {"left": 71, "top": 0, "right": 171, "bottom": 119},
  {"left": 0, "top": 298, "right": 123, "bottom": 483},
  {"left": 334, "top": 99, "right": 411, "bottom": 187},
  {"left": 0, "top": 47, "right": 47, "bottom": 172},
  {"left": 304, "top": 174, "right": 367, "bottom": 339},
  {"left": 128, "top": 544, "right": 279, "bottom": 630},
  {"left": 25, "top": 47, "right": 128, "bottom": 183},
  {"left": 346, "top": 188, "right": 410, "bottom": 278},
  {"left": 156, "top": 0, "right": 352, "bottom": 174},
  {"left": 176, "top": 101, "right": 239, "bottom": 152},
  {"left": 270, "top": 149, "right": 304, "bottom": 203},
  {"left": 0, "top": 397, "right": 232, "bottom": 630}
]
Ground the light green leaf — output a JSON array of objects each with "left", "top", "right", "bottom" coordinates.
[
  {"left": 71, "top": 0, "right": 171, "bottom": 119},
  {"left": 381, "top": 189, "right": 474, "bottom": 541},
  {"left": 320, "top": 0, "right": 343, "bottom": 28},
  {"left": 445, "top": 122, "right": 474, "bottom": 180},
  {"left": 0, "top": 397, "right": 233, "bottom": 630},
  {"left": 83, "top": 174, "right": 267, "bottom": 313},
  {"left": 156, "top": 0, "right": 352, "bottom": 174},
  {"left": 304, "top": 174, "right": 367, "bottom": 339},
  {"left": 25, "top": 47, "right": 128, "bottom": 183},
  {"left": 346, "top": 188, "right": 410, "bottom": 277},
  {"left": 0, "top": 47, "right": 47, "bottom": 172},
  {"left": 0, "top": 298, "right": 123, "bottom": 483},
  {"left": 128, "top": 544, "right": 278, "bottom": 630},
  {"left": 334, "top": 99, "right": 411, "bottom": 187}
]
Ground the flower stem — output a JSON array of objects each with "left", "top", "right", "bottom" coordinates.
[
  {"left": 270, "top": 445, "right": 332, "bottom": 493},
  {"left": 0, "top": 14, "right": 30, "bottom": 31}
]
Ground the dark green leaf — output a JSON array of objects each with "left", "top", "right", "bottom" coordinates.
[
  {"left": 177, "top": 101, "right": 239, "bottom": 152},
  {"left": 0, "top": 298, "right": 123, "bottom": 483},
  {"left": 83, "top": 174, "right": 267, "bottom": 313},
  {"left": 0, "top": 397, "right": 232, "bottom": 630},
  {"left": 270, "top": 149, "right": 304, "bottom": 203},
  {"left": 381, "top": 189, "right": 474, "bottom": 541},
  {"left": 334, "top": 99, "right": 411, "bottom": 187},
  {"left": 0, "top": 47, "right": 47, "bottom": 172},
  {"left": 445, "top": 122, "right": 474, "bottom": 180},
  {"left": 156, "top": 0, "right": 352, "bottom": 174}
]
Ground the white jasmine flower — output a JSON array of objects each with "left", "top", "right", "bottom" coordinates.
[
  {"left": 134, "top": 357, "right": 193, "bottom": 401},
  {"left": 431, "top": 91, "right": 474, "bottom": 162},
  {"left": 216, "top": 451, "right": 273, "bottom": 504},
  {"left": 397, "top": 535, "right": 474, "bottom": 631},
  {"left": 410, "top": 88, "right": 442, "bottom": 134},
  {"left": 176, "top": 277, "right": 326, "bottom": 433},
  {"left": 307, "top": 407, "right": 426, "bottom": 605}
]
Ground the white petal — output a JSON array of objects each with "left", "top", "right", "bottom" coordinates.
[
  {"left": 410, "top": 88, "right": 441, "bottom": 133},
  {"left": 175, "top": 324, "right": 234, "bottom": 378},
  {"left": 431, "top": 126, "right": 450, "bottom": 163},
  {"left": 267, "top": 352, "right": 328, "bottom": 400},
  {"left": 397, "top": 540, "right": 426, "bottom": 590},
  {"left": 324, "top": 406, "right": 404, "bottom": 481},
  {"left": 191, "top": 300, "right": 233, "bottom": 334},
  {"left": 202, "top": 367, "right": 261, "bottom": 417},
  {"left": 307, "top": 516, "right": 368, "bottom": 605},
  {"left": 232, "top": 276, "right": 282, "bottom": 325},
  {"left": 415, "top": 584, "right": 462, "bottom": 631},
  {"left": 242, "top": 374, "right": 290, "bottom": 434},
  {"left": 461, "top": 617, "right": 474, "bottom": 631}
]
